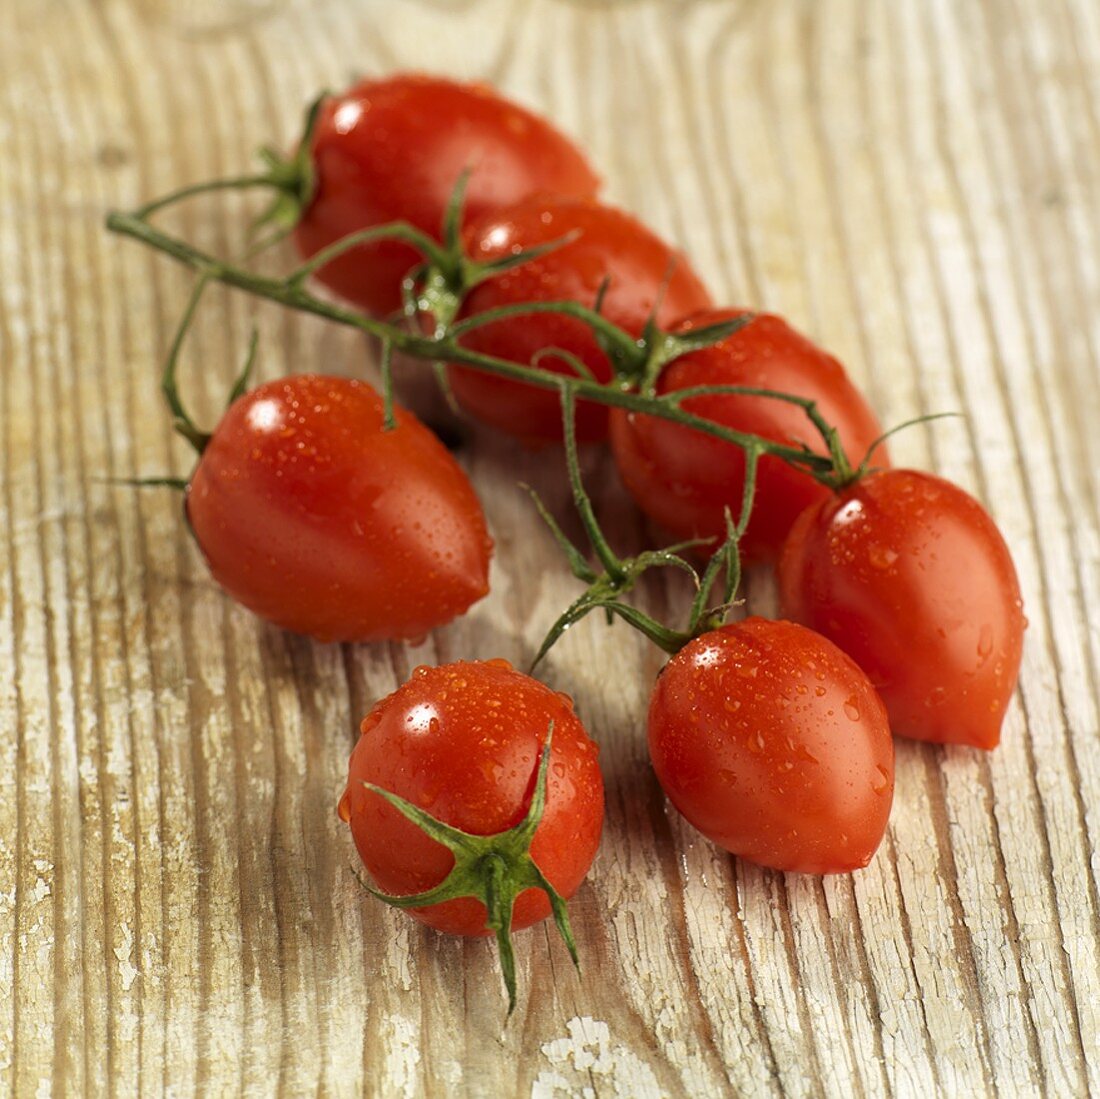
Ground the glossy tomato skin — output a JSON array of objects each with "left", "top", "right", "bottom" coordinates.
[
  {"left": 610, "top": 310, "right": 887, "bottom": 561},
  {"left": 648, "top": 617, "right": 894, "bottom": 874},
  {"left": 778, "top": 469, "right": 1025, "bottom": 750},
  {"left": 340, "top": 660, "right": 604, "bottom": 935},
  {"left": 293, "top": 74, "right": 601, "bottom": 317},
  {"left": 186, "top": 375, "right": 492, "bottom": 643},
  {"left": 448, "top": 196, "right": 714, "bottom": 443}
]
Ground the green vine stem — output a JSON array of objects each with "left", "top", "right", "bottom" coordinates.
[
  {"left": 105, "top": 207, "right": 846, "bottom": 483},
  {"left": 525, "top": 383, "right": 745, "bottom": 668}
]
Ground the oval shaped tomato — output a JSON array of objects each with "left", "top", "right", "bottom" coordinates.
[
  {"left": 778, "top": 469, "right": 1025, "bottom": 750},
  {"left": 294, "top": 74, "right": 601, "bottom": 316},
  {"left": 340, "top": 659, "right": 604, "bottom": 935},
  {"left": 609, "top": 310, "right": 887, "bottom": 561},
  {"left": 186, "top": 375, "right": 492, "bottom": 642},
  {"left": 648, "top": 617, "right": 894, "bottom": 874},
  {"left": 447, "top": 196, "right": 713, "bottom": 443}
]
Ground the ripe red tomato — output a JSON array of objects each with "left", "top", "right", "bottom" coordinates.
[
  {"left": 648, "top": 617, "right": 894, "bottom": 874},
  {"left": 447, "top": 196, "right": 714, "bottom": 443},
  {"left": 186, "top": 375, "right": 492, "bottom": 642},
  {"left": 293, "top": 74, "right": 601, "bottom": 317},
  {"left": 340, "top": 659, "right": 604, "bottom": 935},
  {"left": 778, "top": 469, "right": 1025, "bottom": 750},
  {"left": 609, "top": 310, "right": 888, "bottom": 561}
]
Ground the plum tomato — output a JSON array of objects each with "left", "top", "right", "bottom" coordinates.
[
  {"left": 293, "top": 74, "right": 601, "bottom": 316},
  {"left": 778, "top": 469, "right": 1025, "bottom": 750},
  {"left": 447, "top": 195, "right": 714, "bottom": 444},
  {"left": 186, "top": 375, "right": 492, "bottom": 643},
  {"left": 609, "top": 310, "right": 888, "bottom": 561},
  {"left": 648, "top": 617, "right": 894, "bottom": 874},
  {"left": 339, "top": 659, "right": 604, "bottom": 936}
]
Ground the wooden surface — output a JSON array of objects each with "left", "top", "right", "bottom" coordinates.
[{"left": 2, "top": 0, "right": 1099, "bottom": 1095}]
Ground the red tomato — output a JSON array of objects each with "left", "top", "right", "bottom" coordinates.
[
  {"left": 778, "top": 469, "right": 1025, "bottom": 750},
  {"left": 447, "top": 196, "right": 714, "bottom": 443},
  {"left": 609, "top": 310, "right": 888, "bottom": 561},
  {"left": 186, "top": 375, "right": 492, "bottom": 642},
  {"left": 340, "top": 659, "right": 604, "bottom": 935},
  {"left": 647, "top": 617, "right": 894, "bottom": 874},
  {"left": 293, "top": 74, "right": 601, "bottom": 316}
]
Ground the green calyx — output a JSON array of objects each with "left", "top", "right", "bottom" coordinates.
[
  {"left": 355, "top": 721, "right": 578, "bottom": 1016},
  {"left": 250, "top": 92, "right": 326, "bottom": 243}
]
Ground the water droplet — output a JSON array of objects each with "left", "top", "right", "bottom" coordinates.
[
  {"left": 724, "top": 698, "right": 742, "bottom": 713},
  {"left": 337, "top": 793, "right": 351, "bottom": 822},
  {"left": 977, "top": 624, "right": 994, "bottom": 660},
  {"left": 872, "top": 765, "right": 891, "bottom": 795},
  {"left": 868, "top": 544, "right": 898, "bottom": 570},
  {"left": 843, "top": 697, "right": 861, "bottom": 721},
  {"left": 719, "top": 768, "right": 738, "bottom": 786}
]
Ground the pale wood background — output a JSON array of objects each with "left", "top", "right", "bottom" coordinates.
[{"left": 2, "top": 0, "right": 1099, "bottom": 1095}]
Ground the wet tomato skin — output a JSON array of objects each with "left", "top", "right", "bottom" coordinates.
[
  {"left": 648, "top": 617, "right": 894, "bottom": 874},
  {"left": 778, "top": 469, "right": 1025, "bottom": 750},
  {"left": 293, "top": 74, "right": 601, "bottom": 317},
  {"left": 186, "top": 375, "right": 492, "bottom": 643},
  {"left": 448, "top": 195, "right": 713, "bottom": 443},
  {"left": 609, "top": 310, "right": 887, "bottom": 561},
  {"left": 340, "top": 660, "right": 604, "bottom": 935}
]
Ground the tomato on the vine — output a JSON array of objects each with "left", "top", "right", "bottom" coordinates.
[
  {"left": 186, "top": 375, "right": 492, "bottom": 643},
  {"left": 610, "top": 310, "right": 887, "bottom": 561},
  {"left": 448, "top": 195, "right": 713, "bottom": 443},
  {"left": 778, "top": 469, "right": 1025, "bottom": 750},
  {"left": 648, "top": 617, "right": 894, "bottom": 874},
  {"left": 293, "top": 74, "right": 601, "bottom": 317},
  {"left": 340, "top": 659, "right": 604, "bottom": 936}
]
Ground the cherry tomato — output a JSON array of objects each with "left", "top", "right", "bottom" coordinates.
[
  {"left": 186, "top": 375, "right": 492, "bottom": 642},
  {"left": 778, "top": 469, "right": 1025, "bottom": 750},
  {"left": 340, "top": 659, "right": 604, "bottom": 935},
  {"left": 609, "top": 310, "right": 888, "bottom": 561},
  {"left": 447, "top": 196, "right": 714, "bottom": 443},
  {"left": 648, "top": 617, "right": 894, "bottom": 874},
  {"left": 294, "top": 74, "right": 601, "bottom": 317}
]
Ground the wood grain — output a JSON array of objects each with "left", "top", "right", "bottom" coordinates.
[{"left": 1, "top": 0, "right": 1099, "bottom": 1094}]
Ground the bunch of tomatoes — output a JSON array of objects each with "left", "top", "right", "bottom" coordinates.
[{"left": 112, "top": 73, "right": 1026, "bottom": 1012}]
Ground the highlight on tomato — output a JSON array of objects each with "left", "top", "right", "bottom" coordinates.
[
  {"left": 340, "top": 659, "right": 604, "bottom": 1011},
  {"left": 446, "top": 195, "right": 714, "bottom": 443},
  {"left": 610, "top": 310, "right": 888, "bottom": 561},
  {"left": 292, "top": 73, "right": 601, "bottom": 316},
  {"left": 647, "top": 617, "right": 895, "bottom": 874},
  {"left": 186, "top": 374, "right": 493, "bottom": 643},
  {"left": 778, "top": 468, "right": 1025, "bottom": 750}
]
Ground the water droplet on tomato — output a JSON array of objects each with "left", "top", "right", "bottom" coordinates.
[
  {"left": 843, "top": 697, "right": 861, "bottom": 721},
  {"left": 868, "top": 544, "right": 898, "bottom": 570},
  {"left": 873, "top": 766, "right": 891, "bottom": 795},
  {"left": 977, "top": 624, "right": 994, "bottom": 660},
  {"left": 337, "top": 793, "right": 351, "bottom": 822}
]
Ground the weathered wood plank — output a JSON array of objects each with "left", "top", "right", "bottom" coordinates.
[{"left": 0, "top": 0, "right": 1098, "bottom": 1094}]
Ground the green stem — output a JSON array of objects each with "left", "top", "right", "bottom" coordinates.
[
  {"left": 560, "top": 386, "right": 625, "bottom": 583},
  {"left": 286, "top": 222, "right": 449, "bottom": 288},
  {"left": 449, "top": 300, "right": 642, "bottom": 371},
  {"left": 162, "top": 275, "right": 214, "bottom": 454},
  {"left": 105, "top": 209, "right": 838, "bottom": 478},
  {"left": 135, "top": 175, "right": 277, "bottom": 220},
  {"left": 379, "top": 337, "right": 396, "bottom": 432}
]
